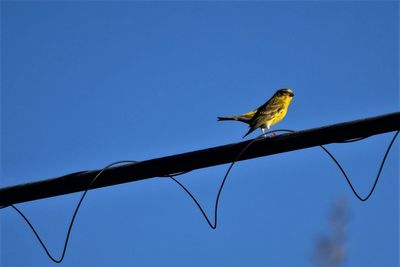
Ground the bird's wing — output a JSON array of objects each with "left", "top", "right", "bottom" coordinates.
[
  {"left": 239, "top": 109, "right": 258, "bottom": 119},
  {"left": 242, "top": 96, "right": 280, "bottom": 138},
  {"left": 249, "top": 95, "right": 280, "bottom": 125}
]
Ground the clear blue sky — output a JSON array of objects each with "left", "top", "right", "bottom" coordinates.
[{"left": 1, "top": 2, "right": 398, "bottom": 267}]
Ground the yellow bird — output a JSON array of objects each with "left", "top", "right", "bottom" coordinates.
[{"left": 217, "top": 88, "right": 294, "bottom": 138}]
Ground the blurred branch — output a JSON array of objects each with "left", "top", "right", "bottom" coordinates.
[
  {"left": 0, "top": 112, "right": 399, "bottom": 207},
  {"left": 314, "top": 196, "right": 348, "bottom": 267}
]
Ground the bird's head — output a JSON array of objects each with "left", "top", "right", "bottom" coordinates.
[{"left": 276, "top": 88, "right": 294, "bottom": 97}]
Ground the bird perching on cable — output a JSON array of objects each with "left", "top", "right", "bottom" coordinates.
[{"left": 218, "top": 88, "right": 294, "bottom": 138}]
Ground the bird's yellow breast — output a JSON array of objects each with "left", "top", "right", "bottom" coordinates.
[{"left": 266, "top": 95, "right": 293, "bottom": 127}]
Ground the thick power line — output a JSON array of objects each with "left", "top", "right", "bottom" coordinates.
[{"left": 0, "top": 112, "right": 399, "bottom": 207}]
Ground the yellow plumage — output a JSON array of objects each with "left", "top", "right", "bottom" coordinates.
[{"left": 217, "top": 88, "right": 294, "bottom": 138}]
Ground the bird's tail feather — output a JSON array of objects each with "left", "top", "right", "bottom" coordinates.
[
  {"left": 242, "top": 126, "right": 256, "bottom": 138},
  {"left": 217, "top": 116, "right": 238, "bottom": 121}
]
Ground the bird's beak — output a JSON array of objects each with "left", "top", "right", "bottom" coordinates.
[{"left": 289, "top": 92, "right": 294, "bottom": 97}]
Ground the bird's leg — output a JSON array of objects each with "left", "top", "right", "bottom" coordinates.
[{"left": 260, "top": 128, "right": 268, "bottom": 138}]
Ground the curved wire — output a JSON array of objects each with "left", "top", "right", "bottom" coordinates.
[
  {"left": 169, "top": 129, "right": 303, "bottom": 229},
  {"left": 10, "top": 160, "right": 139, "bottom": 263},
  {"left": 6, "top": 160, "right": 192, "bottom": 263},
  {"left": 320, "top": 130, "right": 399, "bottom": 201},
  {"left": 170, "top": 129, "right": 399, "bottom": 229},
  {"left": 3, "top": 129, "right": 399, "bottom": 262}
]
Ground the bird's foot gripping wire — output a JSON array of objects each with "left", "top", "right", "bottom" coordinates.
[{"left": 258, "top": 129, "right": 286, "bottom": 139}]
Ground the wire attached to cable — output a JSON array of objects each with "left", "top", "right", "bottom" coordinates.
[
  {"left": 320, "top": 130, "right": 399, "bottom": 201},
  {"left": 168, "top": 129, "right": 291, "bottom": 229},
  {"left": 9, "top": 160, "right": 139, "bottom": 263},
  {"left": 169, "top": 129, "right": 399, "bottom": 229},
  {"left": 2, "top": 130, "right": 399, "bottom": 263}
]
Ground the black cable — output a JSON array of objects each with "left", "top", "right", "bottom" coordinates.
[{"left": 3, "top": 129, "right": 399, "bottom": 262}]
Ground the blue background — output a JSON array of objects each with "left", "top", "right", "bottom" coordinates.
[{"left": 1, "top": 2, "right": 398, "bottom": 266}]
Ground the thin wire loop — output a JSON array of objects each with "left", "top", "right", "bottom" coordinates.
[
  {"left": 320, "top": 130, "right": 399, "bottom": 201},
  {"left": 170, "top": 129, "right": 399, "bottom": 229},
  {"left": 169, "top": 129, "right": 291, "bottom": 229},
  {"left": 3, "top": 129, "right": 399, "bottom": 262},
  {"left": 10, "top": 160, "right": 139, "bottom": 263}
]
